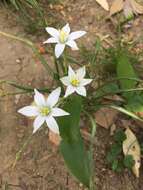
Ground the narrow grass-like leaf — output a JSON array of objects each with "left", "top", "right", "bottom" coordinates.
[{"left": 111, "top": 105, "right": 143, "bottom": 122}]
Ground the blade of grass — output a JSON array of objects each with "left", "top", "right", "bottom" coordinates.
[
  {"left": 110, "top": 105, "right": 143, "bottom": 122},
  {"left": 0, "top": 80, "right": 50, "bottom": 93},
  {"left": 0, "top": 31, "right": 55, "bottom": 78}
]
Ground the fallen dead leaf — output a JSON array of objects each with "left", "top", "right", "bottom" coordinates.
[
  {"left": 94, "top": 107, "right": 118, "bottom": 129},
  {"left": 110, "top": 0, "right": 143, "bottom": 18},
  {"left": 49, "top": 131, "right": 61, "bottom": 146},
  {"left": 110, "top": 0, "right": 124, "bottom": 15},
  {"left": 123, "top": 128, "right": 141, "bottom": 177},
  {"left": 95, "top": 0, "right": 109, "bottom": 11},
  {"left": 130, "top": 0, "right": 143, "bottom": 14}
]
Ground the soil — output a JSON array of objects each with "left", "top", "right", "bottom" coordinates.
[{"left": 0, "top": 0, "right": 143, "bottom": 189}]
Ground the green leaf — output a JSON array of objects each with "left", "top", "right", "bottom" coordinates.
[
  {"left": 95, "top": 83, "right": 119, "bottom": 98},
  {"left": 107, "top": 143, "right": 122, "bottom": 163},
  {"left": 112, "top": 159, "right": 118, "bottom": 171},
  {"left": 125, "top": 93, "right": 143, "bottom": 113},
  {"left": 58, "top": 96, "right": 90, "bottom": 187},
  {"left": 124, "top": 155, "right": 135, "bottom": 169},
  {"left": 114, "top": 129, "right": 126, "bottom": 143},
  {"left": 116, "top": 50, "right": 137, "bottom": 99},
  {"left": 116, "top": 160, "right": 124, "bottom": 172}
]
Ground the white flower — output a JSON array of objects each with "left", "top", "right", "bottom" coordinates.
[
  {"left": 60, "top": 66, "right": 92, "bottom": 97},
  {"left": 18, "top": 87, "right": 69, "bottom": 134},
  {"left": 44, "top": 23, "right": 86, "bottom": 58}
]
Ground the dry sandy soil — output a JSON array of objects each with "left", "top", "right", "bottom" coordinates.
[{"left": 0, "top": 0, "right": 143, "bottom": 189}]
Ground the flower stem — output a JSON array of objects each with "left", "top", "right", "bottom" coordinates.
[
  {"left": 53, "top": 56, "right": 64, "bottom": 94},
  {"left": 12, "top": 134, "right": 33, "bottom": 169},
  {"left": 63, "top": 51, "right": 68, "bottom": 74}
]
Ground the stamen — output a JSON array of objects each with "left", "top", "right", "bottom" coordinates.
[
  {"left": 40, "top": 106, "right": 50, "bottom": 116},
  {"left": 59, "top": 30, "right": 68, "bottom": 43},
  {"left": 71, "top": 78, "right": 80, "bottom": 87}
]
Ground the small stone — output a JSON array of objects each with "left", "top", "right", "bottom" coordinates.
[{"left": 16, "top": 59, "right": 21, "bottom": 63}]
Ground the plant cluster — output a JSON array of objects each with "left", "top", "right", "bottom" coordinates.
[
  {"left": 107, "top": 129, "right": 135, "bottom": 172},
  {"left": 1, "top": 16, "right": 143, "bottom": 190}
]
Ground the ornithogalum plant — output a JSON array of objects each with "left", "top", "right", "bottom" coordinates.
[
  {"left": 17, "top": 23, "right": 94, "bottom": 189},
  {"left": 1, "top": 21, "right": 143, "bottom": 190}
]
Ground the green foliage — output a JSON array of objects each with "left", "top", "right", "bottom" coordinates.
[
  {"left": 116, "top": 49, "right": 137, "bottom": 99},
  {"left": 8, "top": 0, "right": 40, "bottom": 10},
  {"left": 124, "top": 155, "right": 135, "bottom": 169},
  {"left": 57, "top": 96, "right": 91, "bottom": 187},
  {"left": 3, "top": 0, "right": 47, "bottom": 34},
  {"left": 113, "top": 129, "right": 126, "bottom": 144},
  {"left": 111, "top": 106, "right": 143, "bottom": 122},
  {"left": 46, "top": 0, "right": 62, "bottom": 4},
  {"left": 107, "top": 129, "right": 134, "bottom": 172},
  {"left": 95, "top": 83, "right": 119, "bottom": 99},
  {"left": 80, "top": 39, "right": 102, "bottom": 66},
  {"left": 125, "top": 94, "right": 143, "bottom": 113}
]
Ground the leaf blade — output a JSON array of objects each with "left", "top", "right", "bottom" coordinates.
[{"left": 58, "top": 96, "right": 91, "bottom": 187}]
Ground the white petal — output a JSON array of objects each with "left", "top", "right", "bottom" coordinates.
[
  {"left": 43, "top": 37, "right": 58, "bottom": 44},
  {"left": 33, "top": 116, "right": 45, "bottom": 133},
  {"left": 66, "top": 40, "right": 79, "bottom": 50},
  {"left": 64, "top": 85, "right": 75, "bottom": 97},
  {"left": 45, "top": 27, "right": 59, "bottom": 38},
  {"left": 68, "top": 65, "right": 76, "bottom": 78},
  {"left": 62, "top": 23, "right": 70, "bottom": 34},
  {"left": 76, "top": 66, "right": 86, "bottom": 79},
  {"left": 60, "top": 76, "right": 70, "bottom": 86},
  {"left": 80, "top": 79, "right": 92, "bottom": 86},
  {"left": 76, "top": 86, "right": 86, "bottom": 97},
  {"left": 52, "top": 108, "right": 70, "bottom": 117},
  {"left": 55, "top": 44, "right": 65, "bottom": 58},
  {"left": 46, "top": 116, "right": 59, "bottom": 134},
  {"left": 18, "top": 106, "right": 38, "bottom": 117},
  {"left": 47, "top": 87, "right": 61, "bottom": 107},
  {"left": 69, "top": 31, "right": 86, "bottom": 40},
  {"left": 34, "top": 89, "right": 46, "bottom": 106}
]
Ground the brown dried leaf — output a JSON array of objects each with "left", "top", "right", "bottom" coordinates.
[
  {"left": 130, "top": 0, "right": 143, "bottom": 14},
  {"left": 110, "top": 0, "right": 124, "bottom": 15},
  {"left": 123, "top": 128, "right": 141, "bottom": 178},
  {"left": 49, "top": 131, "right": 61, "bottom": 146},
  {"left": 95, "top": 0, "right": 109, "bottom": 11},
  {"left": 94, "top": 108, "right": 118, "bottom": 129}
]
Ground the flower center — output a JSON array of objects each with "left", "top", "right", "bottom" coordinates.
[
  {"left": 71, "top": 78, "right": 80, "bottom": 87},
  {"left": 59, "top": 30, "right": 68, "bottom": 43},
  {"left": 40, "top": 106, "right": 51, "bottom": 116}
]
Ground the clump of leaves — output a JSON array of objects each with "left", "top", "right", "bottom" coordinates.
[
  {"left": 3, "top": 0, "right": 47, "bottom": 34},
  {"left": 107, "top": 129, "right": 135, "bottom": 172}
]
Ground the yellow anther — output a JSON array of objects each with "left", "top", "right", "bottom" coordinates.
[
  {"left": 71, "top": 78, "right": 80, "bottom": 87},
  {"left": 59, "top": 30, "right": 68, "bottom": 43},
  {"left": 40, "top": 107, "right": 50, "bottom": 116}
]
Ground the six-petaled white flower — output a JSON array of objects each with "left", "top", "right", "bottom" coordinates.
[
  {"left": 44, "top": 23, "right": 86, "bottom": 58},
  {"left": 60, "top": 66, "right": 92, "bottom": 97},
  {"left": 18, "top": 87, "right": 69, "bottom": 134}
]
